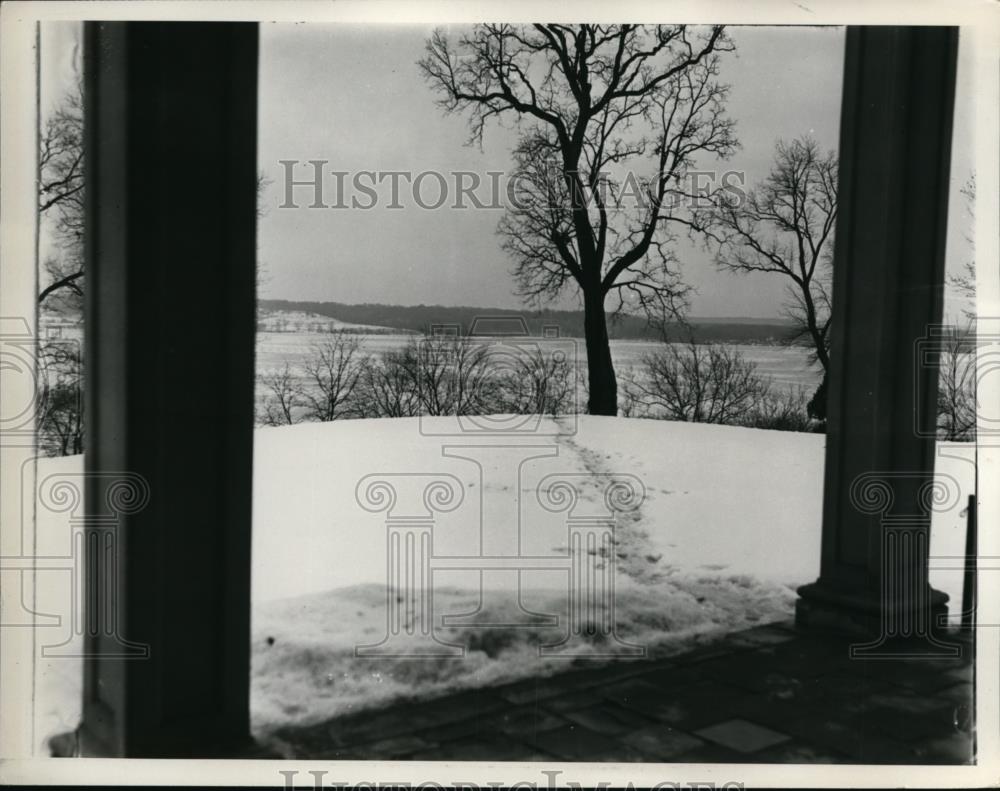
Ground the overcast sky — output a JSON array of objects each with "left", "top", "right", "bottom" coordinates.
[
  {"left": 257, "top": 24, "right": 849, "bottom": 318},
  {"left": 42, "top": 22, "right": 976, "bottom": 319}
]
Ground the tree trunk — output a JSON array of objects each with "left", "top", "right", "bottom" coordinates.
[
  {"left": 583, "top": 289, "right": 618, "bottom": 415},
  {"left": 801, "top": 289, "right": 830, "bottom": 372}
]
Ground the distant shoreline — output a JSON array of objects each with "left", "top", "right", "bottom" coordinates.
[{"left": 258, "top": 298, "right": 806, "bottom": 346}]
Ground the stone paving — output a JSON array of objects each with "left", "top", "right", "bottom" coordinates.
[{"left": 267, "top": 620, "right": 975, "bottom": 764}]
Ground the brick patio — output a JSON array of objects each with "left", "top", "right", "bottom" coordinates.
[{"left": 265, "top": 621, "right": 975, "bottom": 764}]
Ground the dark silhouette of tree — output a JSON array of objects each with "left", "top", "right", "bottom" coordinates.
[
  {"left": 420, "top": 24, "right": 737, "bottom": 414},
  {"left": 698, "top": 136, "right": 837, "bottom": 372},
  {"left": 806, "top": 373, "right": 827, "bottom": 422}
]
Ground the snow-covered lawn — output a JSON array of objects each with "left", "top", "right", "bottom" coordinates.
[
  {"left": 252, "top": 416, "right": 826, "bottom": 602},
  {"left": 29, "top": 417, "right": 974, "bottom": 749}
]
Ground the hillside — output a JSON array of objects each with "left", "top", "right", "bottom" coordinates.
[
  {"left": 256, "top": 308, "right": 406, "bottom": 334},
  {"left": 259, "top": 299, "right": 803, "bottom": 344}
]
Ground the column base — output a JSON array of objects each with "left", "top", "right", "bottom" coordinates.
[
  {"left": 53, "top": 723, "right": 280, "bottom": 758},
  {"left": 795, "top": 580, "right": 963, "bottom": 658}
]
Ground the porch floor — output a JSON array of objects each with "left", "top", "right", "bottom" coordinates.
[{"left": 265, "top": 620, "right": 975, "bottom": 764}]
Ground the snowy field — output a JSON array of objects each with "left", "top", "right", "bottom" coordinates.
[{"left": 29, "top": 418, "right": 974, "bottom": 749}]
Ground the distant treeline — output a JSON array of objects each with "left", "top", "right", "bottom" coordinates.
[{"left": 259, "top": 299, "right": 804, "bottom": 344}]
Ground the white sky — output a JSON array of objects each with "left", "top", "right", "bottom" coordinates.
[{"left": 41, "top": 22, "right": 976, "bottom": 319}]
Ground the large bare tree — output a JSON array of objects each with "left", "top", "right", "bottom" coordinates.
[
  {"left": 420, "top": 25, "right": 737, "bottom": 414},
  {"left": 696, "top": 136, "right": 838, "bottom": 372}
]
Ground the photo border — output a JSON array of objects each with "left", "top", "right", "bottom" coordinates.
[{"left": 1, "top": 1, "right": 998, "bottom": 787}]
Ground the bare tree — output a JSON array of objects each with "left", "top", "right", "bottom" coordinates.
[
  {"left": 355, "top": 335, "right": 495, "bottom": 418},
  {"left": 949, "top": 174, "right": 976, "bottom": 321},
  {"left": 420, "top": 25, "right": 738, "bottom": 415},
  {"left": 410, "top": 335, "right": 493, "bottom": 416},
  {"left": 492, "top": 345, "right": 576, "bottom": 416},
  {"left": 951, "top": 263, "right": 976, "bottom": 314},
  {"left": 935, "top": 174, "right": 977, "bottom": 441},
  {"left": 38, "top": 87, "right": 85, "bottom": 310},
  {"left": 698, "top": 137, "right": 837, "bottom": 372},
  {"left": 358, "top": 348, "right": 423, "bottom": 418},
  {"left": 936, "top": 325, "right": 976, "bottom": 442},
  {"left": 37, "top": 340, "right": 84, "bottom": 456},
  {"left": 621, "top": 337, "right": 769, "bottom": 424},
  {"left": 299, "top": 333, "right": 367, "bottom": 422},
  {"left": 747, "top": 386, "right": 812, "bottom": 432},
  {"left": 258, "top": 363, "right": 302, "bottom": 426}
]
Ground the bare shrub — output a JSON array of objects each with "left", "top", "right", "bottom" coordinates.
[
  {"left": 353, "top": 334, "right": 578, "bottom": 420},
  {"left": 299, "top": 332, "right": 367, "bottom": 422},
  {"left": 411, "top": 335, "right": 493, "bottom": 416},
  {"left": 622, "top": 340, "right": 769, "bottom": 424},
  {"left": 937, "top": 324, "right": 976, "bottom": 442},
  {"left": 618, "top": 381, "right": 641, "bottom": 418},
  {"left": 259, "top": 363, "right": 303, "bottom": 426},
  {"left": 491, "top": 345, "right": 576, "bottom": 417},
  {"left": 357, "top": 347, "right": 422, "bottom": 419},
  {"left": 746, "top": 386, "right": 814, "bottom": 432},
  {"left": 37, "top": 340, "right": 84, "bottom": 456}
]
